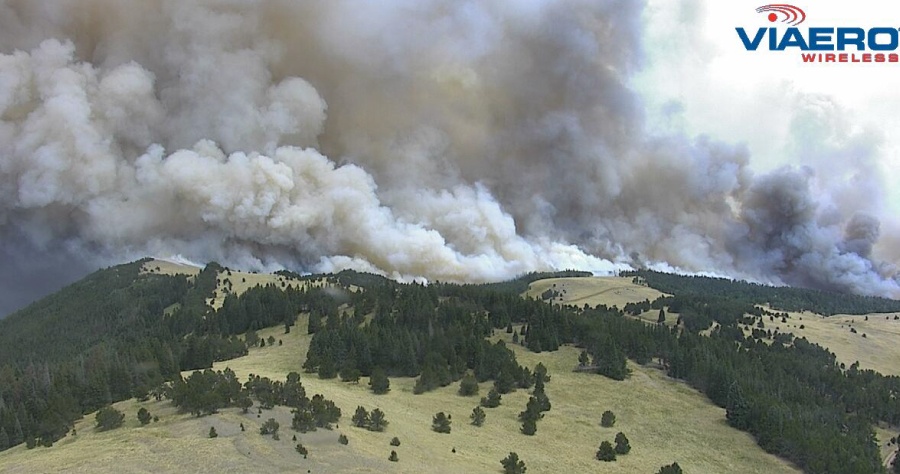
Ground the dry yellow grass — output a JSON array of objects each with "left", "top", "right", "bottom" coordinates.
[
  {"left": 141, "top": 258, "right": 330, "bottom": 309},
  {"left": 755, "top": 308, "right": 900, "bottom": 377},
  {"left": 205, "top": 269, "right": 328, "bottom": 309},
  {"left": 529, "top": 276, "right": 900, "bottom": 377},
  {"left": 747, "top": 308, "right": 900, "bottom": 459},
  {"left": 526, "top": 276, "right": 666, "bottom": 309},
  {"left": 141, "top": 259, "right": 201, "bottom": 278}
]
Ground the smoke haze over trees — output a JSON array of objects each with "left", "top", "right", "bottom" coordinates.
[{"left": 0, "top": 1, "right": 898, "bottom": 314}]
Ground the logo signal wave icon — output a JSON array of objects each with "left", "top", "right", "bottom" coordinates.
[{"left": 756, "top": 4, "right": 806, "bottom": 26}]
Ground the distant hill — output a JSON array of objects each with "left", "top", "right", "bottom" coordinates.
[
  {"left": 0, "top": 258, "right": 187, "bottom": 365},
  {"left": 626, "top": 270, "right": 900, "bottom": 315}
]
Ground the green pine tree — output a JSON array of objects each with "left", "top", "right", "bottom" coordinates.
[
  {"left": 95, "top": 406, "right": 125, "bottom": 431},
  {"left": 614, "top": 432, "right": 631, "bottom": 454},
  {"left": 137, "top": 407, "right": 152, "bottom": 425},
  {"left": 458, "top": 374, "right": 479, "bottom": 397},
  {"left": 471, "top": 406, "right": 486, "bottom": 426},
  {"left": 369, "top": 409, "right": 388, "bottom": 432},
  {"left": 352, "top": 406, "right": 370, "bottom": 428},
  {"left": 369, "top": 367, "right": 390, "bottom": 394},
  {"left": 501, "top": 452, "right": 526, "bottom": 474},
  {"left": 596, "top": 441, "right": 616, "bottom": 462},
  {"left": 601, "top": 410, "right": 616, "bottom": 428},
  {"left": 657, "top": 462, "right": 683, "bottom": 474},
  {"left": 480, "top": 387, "right": 502, "bottom": 408},
  {"left": 432, "top": 412, "right": 451, "bottom": 434}
]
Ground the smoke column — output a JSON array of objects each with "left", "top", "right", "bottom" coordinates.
[{"left": 0, "top": 0, "right": 897, "bottom": 314}]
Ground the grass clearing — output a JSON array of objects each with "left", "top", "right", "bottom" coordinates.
[
  {"left": 142, "top": 258, "right": 330, "bottom": 309},
  {"left": 757, "top": 308, "right": 900, "bottom": 378},
  {"left": 141, "top": 259, "right": 200, "bottom": 278},
  {"left": 526, "top": 276, "right": 666, "bottom": 309}
]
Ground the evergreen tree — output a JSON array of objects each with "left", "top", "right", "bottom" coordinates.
[
  {"left": 237, "top": 394, "right": 253, "bottom": 413},
  {"left": 0, "top": 428, "right": 9, "bottom": 451},
  {"left": 432, "top": 412, "right": 451, "bottom": 434},
  {"left": 208, "top": 426, "right": 218, "bottom": 438},
  {"left": 480, "top": 387, "right": 502, "bottom": 408},
  {"left": 578, "top": 350, "right": 590, "bottom": 367},
  {"left": 657, "top": 462, "right": 683, "bottom": 474},
  {"left": 726, "top": 382, "right": 750, "bottom": 430},
  {"left": 95, "top": 406, "right": 125, "bottom": 431},
  {"left": 534, "top": 363, "right": 550, "bottom": 383},
  {"left": 12, "top": 418, "right": 23, "bottom": 446},
  {"left": 245, "top": 330, "right": 259, "bottom": 347},
  {"left": 260, "top": 418, "right": 279, "bottom": 436},
  {"left": 307, "top": 313, "right": 322, "bottom": 334},
  {"left": 137, "top": 407, "right": 152, "bottom": 425},
  {"left": 369, "top": 367, "right": 390, "bottom": 394},
  {"left": 519, "top": 396, "right": 544, "bottom": 422},
  {"left": 596, "top": 441, "right": 616, "bottom": 461},
  {"left": 600, "top": 410, "right": 616, "bottom": 428},
  {"left": 339, "top": 365, "right": 361, "bottom": 383},
  {"left": 458, "top": 374, "right": 479, "bottom": 397},
  {"left": 390, "top": 436, "right": 401, "bottom": 446},
  {"left": 594, "top": 336, "right": 629, "bottom": 380},
  {"left": 532, "top": 385, "right": 551, "bottom": 412},
  {"left": 317, "top": 359, "right": 337, "bottom": 379},
  {"left": 520, "top": 417, "right": 537, "bottom": 436},
  {"left": 369, "top": 409, "right": 388, "bottom": 432},
  {"left": 614, "top": 432, "right": 631, "bottom": 454},
  {"left": 338, "top": 434, "right": 349, "bottom": 445},
  {"left": 389, "top": 450, "right": 399, "bottom": 462},
  {"left": 291, "top": 409, "right": 316, "bottom": 433},
  {"left": 501, "top": 452, "right": 526, "bottom": 474},
  {"left": 471, "top": 406, "right": 486, "bottom": 426},
  {"left": 494, "top": 371, "right": 517, "bottom": 394},
  {"left": 658, "top": 308, "right": 666, "bottom": 324},
  {"left": 352, "top": 406, "right": 370, "bottom": 428}
]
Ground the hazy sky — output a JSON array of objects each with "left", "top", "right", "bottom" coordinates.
[{"left": 637, "top": 0, "right": 900, "bottom": 214}]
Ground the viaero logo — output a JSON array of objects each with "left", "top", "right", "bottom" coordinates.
[{"left": 736, "top": 4, "right": 900, "bottom": 63}]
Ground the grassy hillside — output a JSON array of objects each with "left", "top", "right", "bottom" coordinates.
[
  {"left": 529, "top": 275, "right": 900, "bottom": 468},
  {"left": 749, "top": 308, "right": 900, "bottom": 377},
  {"left": 525, "top": 276, "right": 666, "bottom": 309},
  {"left": 142, "top": 258, "right": 329, "bottom": 309},
  {"left": 530, "top": 275, "right": 900, "bottom": 378},
  {"left": 0, "top": 318, "right": 800, "bottom": 474},
  {"left": 0, "top": 258, "right": 184, "bottom": 365},
  {"left": 3, "top": 264, "right": 899, "bottom": 472}
]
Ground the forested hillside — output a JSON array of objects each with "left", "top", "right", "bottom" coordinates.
[
  {"left": 0, "top": 259, "right": 320, "bottom": 449},
  {"left": 628, "top": 270, "right": 900, "bottom": 315},
  {"left": 1, "top": 263, "right": 899, "bottom": 473}
]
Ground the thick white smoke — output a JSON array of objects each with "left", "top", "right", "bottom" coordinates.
[{"left": 0, "top": 0, "right": 897, "bottom": 314}]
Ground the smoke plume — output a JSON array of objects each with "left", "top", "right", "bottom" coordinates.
[{"left": 0, "top": 0, "right": 897, "bottom": 314}]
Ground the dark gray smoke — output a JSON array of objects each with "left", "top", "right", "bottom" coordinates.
[{"left": 0, "top": 0, "right": 897, "bottom": 316}]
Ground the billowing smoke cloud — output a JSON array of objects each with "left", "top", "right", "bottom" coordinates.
[{"left": 0, "top": 0, "right": 897, "bottom": 314}]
